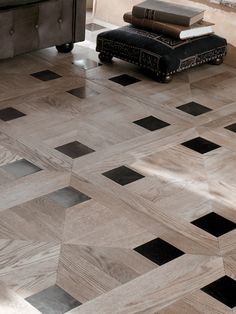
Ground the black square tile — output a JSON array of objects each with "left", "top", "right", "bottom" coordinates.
[
  {"left": 55, "top": 141, "right": 95, "bottom": 159},
  {"left": 102, "top": 166, "right": 144, "bottom": 186},
  {"left": 181, "top": 137, "right": 221, "bottom": 154},
  {"left": 0, "top": 107, "right": 26, "bottom": 121},
  {"left": 31, "top": 70, "right": 62, "bottom": 81},
  {"left": 133, "top": 116, "right": 170, "bottom": 131},
  {"left": 72, "top": 58, "right": 102, "bottom": 70},
  {"left": 225, "top": 123, "right": 236, "bottom": 133},
  {"left": 134, "top": 238, "right": 184, "bottom": 266},
  {"left": 86, "top": 23, "right": 105, "bottom": 31},
  {"left": 109, "top": 74, "right": 141, "bottom": 86},
  {"left": 2, "top": 159, "right": 42, "bottom": 178},
  {"left": 201, "top": 276, "right": 236, "bottom": 309},
  {"left": 26, "top": 285, "right": 81, "bottom": 314},
  {"left": 191, "top": 212, "right": 235, "bottom": 237},
  {"left": 48, "top": 186, "right": 91, "bottom": 208},
  {"left": 67, "top": 86, "right": 99, "bottom": 99},
  {"left": 177, "top": 102, "right": 212, "bottom": 116}
]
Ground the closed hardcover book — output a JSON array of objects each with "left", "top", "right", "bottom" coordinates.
[
  {"left": 132, "top": 0, "right": 205, "bottom": 26},
  {"left": 124, "top": 12, "right": 214, "bottom": 39}
]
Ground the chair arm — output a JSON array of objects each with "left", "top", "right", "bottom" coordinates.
[{"left": 73, "top": 0, "right": 86, "bottom": 42}]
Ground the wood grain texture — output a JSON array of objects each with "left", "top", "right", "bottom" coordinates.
[
  {"left": 66, "top": 255, "right": 224, "bottom": 314},
  {"left": 0, "top": 281, "right": 41, "bottom": 314},
  {"left": 0, "top": 14, "right": 235, "bottom": 314}
]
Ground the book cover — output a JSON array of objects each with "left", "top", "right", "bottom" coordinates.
[
  {"left": 132, "top": 0, "right": 205, "bottom": 26},
  {"left": 124, "top": 12, "right": 214, "bottom": 39}
]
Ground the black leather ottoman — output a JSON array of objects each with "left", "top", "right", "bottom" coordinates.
[{"left": 96, "top": 25, "right": 227, "bottom": 83}]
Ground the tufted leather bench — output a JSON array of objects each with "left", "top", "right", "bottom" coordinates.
[{"left": 0, "top": 0, "right": 86, "bottom": 59}]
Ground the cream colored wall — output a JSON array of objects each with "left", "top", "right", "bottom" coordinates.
[
  {"left": 95, "top": 0, "right": 236, "bottom": 48},
  {"left": 86, "top": 0, "right": 93, "bottom": 9}
]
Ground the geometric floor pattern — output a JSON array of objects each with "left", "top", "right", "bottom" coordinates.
[{"left": 0, "top": 19, "right": 236, "bottom": 314}]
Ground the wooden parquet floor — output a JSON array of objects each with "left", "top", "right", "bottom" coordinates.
[{"left": 0, "top": 21, "right": 236, "bottom": 314}]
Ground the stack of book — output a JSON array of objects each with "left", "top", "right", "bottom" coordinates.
[{"left": 123, "top": 0, "right": 214, "bottom": 40}]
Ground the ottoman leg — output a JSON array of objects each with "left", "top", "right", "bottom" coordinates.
[
  {"left": 210, "top": 57, "right": 224, "bottom": 65},
  {"left": 56, "top": 43, "right": 74, "bottom": 53},
  {"left": 157, "top": 73, "right": 173, "bottom": 83},
  {"left": 98, "top": 52, "right": 113, "bottom": 63}
]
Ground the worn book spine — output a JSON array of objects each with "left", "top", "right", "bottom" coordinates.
[
  {"left": 124, "top": 12, "right": 182, "bottom": 38},
  {"left": 132, "top": 6, "right": 192, "bottom": 26}
]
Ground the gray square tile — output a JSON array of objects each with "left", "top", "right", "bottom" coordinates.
[
  {"left": 133, "top": 116, "right": 170, "bottom": 131},
  {"left": 0, "top": 107, "right": 26, "bottom": 121},
  {"left": 177, "top": 102, "right": 212, "bottom": 116},
  {"left": 86, "top": 23, "right": 105, "bottom": 31},
  {"left": 31, "top": 70, "right": 62, "bottom": 81},
  {"left": 191, "top": 212, "right": 235, "bottom": 237},
  {"left": 225, "top": 123, "right": 236, "bottom": 133},
  {"left": 109, "top": 74, "right": 141, "bottom": 86},
  {"left": 67, "top": 86, "right": 99, "bottom": 99},
  {"left": 2, "top": 159, "right": 42, "bottom": 178},
  {"left": 201, "top": 276, "right": 236, "bottom": 309},
  {"left": 181, "top": 137, "right": 221, "bottom": 154},
  {"left": 47, "top": 186, "right": 91, "bottom": 208},
  {"left": 55, "top": 141, "right": 95, "bottom": 159},
  {"left": 26, "top": 285, "right": 81, "bottom": 314},
  {"left": 103, "top": 166, "right": 145, "bottom": 186},
  {"left": 134, "top": 238, "right": 184, "bottom": 266}
]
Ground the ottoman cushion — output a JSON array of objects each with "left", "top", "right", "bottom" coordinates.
[{"left": 96, "top": 25, "right": 227, "bottom": 75}]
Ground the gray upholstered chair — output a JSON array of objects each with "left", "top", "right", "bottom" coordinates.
[{"left": 0, "top": 0, "right": 86, "bottom": 59}]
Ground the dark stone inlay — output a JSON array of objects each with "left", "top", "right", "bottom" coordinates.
[
  {"left": 133, "top": 115, "right": 170, "bottom": 131},
  {"left": 26, "top": 285, "right": 81, "bottom": 314},
  {"left": 181, "top": 137, "right": 221, "bottom": 154},
  {"left": 134, "top": 238, "right": 184, "bottom": 266},
  {"left": 201, "top": 276, "right": 236, "bottom": 309},
  {"left": 102, "top": 165, "right": 144, "bottom": 186},
  {"left": 67, "top": 86, "right": 99, "bottom": 99},
  {"left": 86, "top": 23, "right": 105, "bottom": 31},
  {"left": 55, "top": 141, "right": 95, "bottom": 159},
  {"left": 109, "top": 74, "right": 141, "bottom": 86},
  {"left": 225, "top": 123, "right": 236, "bottom": 133},
  {"left": 2, "top": 159, "right": 42, "bottom": 178},
  {"left": 31, "top": 70, "right": 62, "bottom": 81},
  {"left": 48, "top": 186, "right": 91, "bottom": 208},
  {"left": 191, "top": 212, "right": 235, "bottom": 237},
  {"left": 72, "top": 58, "right": 102, "bottom": 70},
  {"left": 0, "top": 107, "right": 26, "bottom": 121},
  {"left": 177, "top": 102, "right": 212, "bottom": 116}
]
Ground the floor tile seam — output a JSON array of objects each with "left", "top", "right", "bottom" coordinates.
[
  {"left": 66, "top": 254, "right": 225, "bottom": 314},
  {"left": 0, "top": 129, "right": 72, "bottom": 172},
  {"left": 200, "top": 136, "right": 230, "bottom": 254},
  {"left": 190, "top": 83, "right": 236, "bottom": 103},
  {"left": 71, "top": 127, "right": 198, "bottom": 176},
  {"left": 69, "top": 172, "right": 219, "bottom": 254},
  {"left": 54, "top": 245, "right": 123, "bottom": 290}
]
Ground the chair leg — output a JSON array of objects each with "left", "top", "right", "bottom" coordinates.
[{"left": 56, "top": 43, "right": 74, "bottom": 53}]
